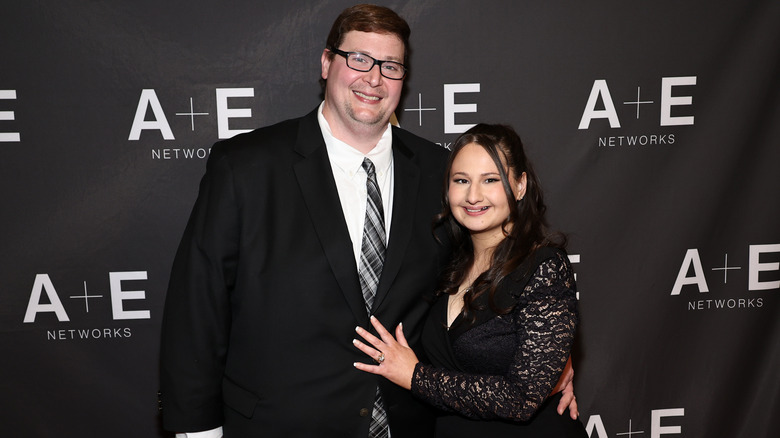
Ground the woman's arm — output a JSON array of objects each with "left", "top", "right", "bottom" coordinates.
[{"left": 355, "top": 253, "right": 579, "bottom": 422}]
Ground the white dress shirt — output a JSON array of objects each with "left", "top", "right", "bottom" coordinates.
[{"left": 317, "top": 102, "right": 394, "bottom": 264}]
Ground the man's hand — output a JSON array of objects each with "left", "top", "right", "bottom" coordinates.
[{"left": 552, "top": 356, "right": 579, "bottom": 419}]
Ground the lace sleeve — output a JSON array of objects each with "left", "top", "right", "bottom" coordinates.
[{"left": 411, "top": 253, "right": 578, "bottom": 421}]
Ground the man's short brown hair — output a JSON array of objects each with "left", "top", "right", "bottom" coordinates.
[{"left": 325, "top": 4, "right": 411, "bottom": 64}]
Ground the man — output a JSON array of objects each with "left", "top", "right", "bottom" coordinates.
[{"left": 160, "top": 4, "right": 576, "bottom": 437}]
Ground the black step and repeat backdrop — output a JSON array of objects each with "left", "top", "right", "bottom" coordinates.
[{"left": 1, "top": 1, "right": 778, "bottom": 437}]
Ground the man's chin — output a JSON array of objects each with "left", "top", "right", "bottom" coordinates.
[{"left": 348, "top": 110, "right": 388, "bottom": 128}]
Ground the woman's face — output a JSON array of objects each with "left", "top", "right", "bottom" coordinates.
[{"left": 447, "top": 143, "right": 525, "bottom": 246}]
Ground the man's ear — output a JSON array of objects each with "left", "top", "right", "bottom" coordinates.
[{"left": 321, "top": 49, "right": 331, "bottom": 80}]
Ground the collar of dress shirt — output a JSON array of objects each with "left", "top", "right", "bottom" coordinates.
[{"left": 317, "top": 102, "right": 393, "bottom": 179}]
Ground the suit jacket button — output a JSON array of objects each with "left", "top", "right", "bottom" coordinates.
[{"left": 359, "top": 408, "right": 370, "bottom": 417}]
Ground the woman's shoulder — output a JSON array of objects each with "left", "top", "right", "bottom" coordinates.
[
  {"left": 506, "top": 246, "right": 568, "bottom": 281},
  {"left": 505, "top": 247, "right": 575, "bottom": 301}
]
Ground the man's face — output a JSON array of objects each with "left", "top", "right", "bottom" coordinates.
[{"left": 321, "top": 31, "right": 405, "bottom": 139}]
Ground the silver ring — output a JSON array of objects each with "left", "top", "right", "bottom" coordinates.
[{"left": 377, "top": 353, "right": 385, "bottom": 363}]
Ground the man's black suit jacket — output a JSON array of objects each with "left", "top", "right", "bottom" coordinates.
[{"left": 160, "top": 108, "right": 449, "bottom": 437}]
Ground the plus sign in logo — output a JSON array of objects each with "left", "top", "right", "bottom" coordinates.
[
  {"left": 69, "top": 281, "right": 104, "bottom": 313},
  {"left": 403, "top": 93, "right": 437, "bottom": 127},
  {"left": 175, "top": 97, "right": 211, "bottom": 132},
  {"left": 622, "top": 87, "right": 655, "bottom": 120}
]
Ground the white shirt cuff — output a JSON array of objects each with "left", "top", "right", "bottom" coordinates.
[{"left": 175, "top": 426, "right": 223, "bottom": 438}]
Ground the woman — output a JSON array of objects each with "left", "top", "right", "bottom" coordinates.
[{"left": 354, "top": 124, "right": 587, "bottom": 437}]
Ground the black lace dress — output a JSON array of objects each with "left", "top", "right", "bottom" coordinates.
[{"left": 412, "top": 247, "right": 588, "bottom": 437}]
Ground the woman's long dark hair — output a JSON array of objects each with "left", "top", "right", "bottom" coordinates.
[{"left": 434, "top": 124, "right": 566, "bottom": 324}]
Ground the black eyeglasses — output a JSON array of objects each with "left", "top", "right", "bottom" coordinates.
[{"left": 328, "top": 47, "right": 407, "bottom": 80}]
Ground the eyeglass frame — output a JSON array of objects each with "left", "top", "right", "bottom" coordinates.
[{"left": 327, "top": 46, "right": 408, "bottom": 80}]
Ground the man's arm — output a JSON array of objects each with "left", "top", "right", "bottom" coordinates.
[{"left": 160, "top": 145, "right": 238, "bottom": 431}]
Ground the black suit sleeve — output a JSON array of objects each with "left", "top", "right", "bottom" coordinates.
[{"left": 159, "top": 143, "right": 239, "bottom": 431}]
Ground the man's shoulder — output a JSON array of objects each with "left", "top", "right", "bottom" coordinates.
[
  {"left": 209, "top": 110, "right": 318, "bottom": 162},
  {"left": 391, "top": 126, "right": 449, "bottom": 164},
  {"left": 392, "top": 126, "right": 440, "bottom": 149},
  {"left": 219, "top": 112, "right": 312, "bottom": 149}
]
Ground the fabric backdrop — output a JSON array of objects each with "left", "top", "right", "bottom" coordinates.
[{"left": 1, "top": 1, "right": 778, "bottom": 437}]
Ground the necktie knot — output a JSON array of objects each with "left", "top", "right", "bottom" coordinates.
[
  {"left": 362, "top": 158, "right": 384, "bottom": 222},
  {"left": 362, "top": 157, "right": 376, "bottom": 178}
]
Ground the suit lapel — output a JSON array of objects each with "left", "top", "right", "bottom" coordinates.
[
  {"left": 371, "top": 134, "right": 420, "bottom": 311},
  {"left": 293, "top": 110, "right": 369, "bottom": 326}
]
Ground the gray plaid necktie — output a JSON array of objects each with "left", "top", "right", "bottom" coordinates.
[{"left": 358, "top": 158, "right": 389, "bottom": 438}]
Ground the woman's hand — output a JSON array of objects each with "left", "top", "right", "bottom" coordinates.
[{"left": 353, "top": 316, "right": 419, "bottom": 390}]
